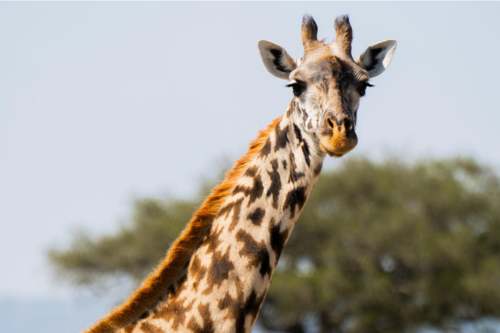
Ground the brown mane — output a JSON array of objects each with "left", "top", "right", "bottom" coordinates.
[{"left": 85, "top": 117, "right": 282, "bottom": 333}]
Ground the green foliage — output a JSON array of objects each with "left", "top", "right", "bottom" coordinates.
[
  {"left": 48, "top": 157, "right": 500, "bottom": 332},
  {"left": 49, "top": 199, "right": 196, "bottom": 284},
  {"left": 262, "top": 157, "right": 500, "bottom": 333}
]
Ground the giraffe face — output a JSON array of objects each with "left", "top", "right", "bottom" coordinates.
[
  {"left": 288, "top": 47, "right": 369, "bottom": 156},
  {"left": 259, "top": 15, "right": 397, "bottom": 157}
]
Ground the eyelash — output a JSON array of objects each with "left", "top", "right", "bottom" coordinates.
[
  {"left": 286, "top": 80, "right": 307, "bottom": 97},
  {"left": 357, "top": 82, "right": 374, "bottom": 97}
]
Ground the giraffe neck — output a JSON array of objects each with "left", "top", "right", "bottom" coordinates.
[{"left": 126, "top": 100, "right": 325, "bottom": 333}]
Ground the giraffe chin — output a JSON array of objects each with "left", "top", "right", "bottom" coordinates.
[{"left": 319, "top": 135, "right": 358, "bottom": 157}]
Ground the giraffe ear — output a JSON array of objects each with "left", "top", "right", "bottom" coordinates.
[
  {"left": 357, "top": 40, "right": 397, "bottom": 78},
  {"left": 258, "top": 40, "right": 297, "bottom": 80}
]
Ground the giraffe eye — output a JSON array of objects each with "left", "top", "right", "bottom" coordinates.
[
  {"left": 357, "top": 81, "right": 374, "bottom": 97},
  {"left": 286, "top": 80, "right": 306, "bottom": 97}
]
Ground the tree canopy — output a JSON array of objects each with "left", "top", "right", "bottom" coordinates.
[{"left": 49, "top": 157, "right": 500, "bottom": 333}]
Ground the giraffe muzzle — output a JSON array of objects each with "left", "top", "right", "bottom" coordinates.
[{"left": 319, "top": 115, "right": 358, "bottom": 157}]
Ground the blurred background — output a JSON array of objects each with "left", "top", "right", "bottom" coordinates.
[{"left": 2, "top": 2, "right": 500, "bottom": 333}]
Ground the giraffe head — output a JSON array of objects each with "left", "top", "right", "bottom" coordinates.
[{"left": 258, "top": 15, "right": 397, "bottom": 157}]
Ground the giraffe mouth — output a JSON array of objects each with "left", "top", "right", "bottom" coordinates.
[
  {"left": 328, "top": 150, "right": 346, "bottom": 157},
  {"left": 320, "top": 144, "right": 354, "bottom": 157},
  {"left": 319, "top": 132, "right": 358, "bottom": 157}
]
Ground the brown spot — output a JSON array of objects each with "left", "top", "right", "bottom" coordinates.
[
  {"left": 244, "top": 166, "right": 258, "bottom": 177},
  {"left": 218, "top": 278, "right": 246, "bottom": 322},
  {"left": 233, "top": 174, "right": 264, "bottom": 207},
  {"left": 189, "top": 255, "right": 207, "bottom": 290},
  {"left": 248, "top": 174, "right": 264, "bottom": 206},
  {"left": 217, "top": 200, "right": 237, "bottom": 218},
  {"left": 187, "top": 304, "right": 214, "bottom": 333},
  {"left": 140, "top": 321, "right": 163, "bottom": 333},
  {"left": 284, "top": 186, "right": 307, "bottom": 219},
  {"left": 228, "top": 198, "right": 243, "bottom": 231},
  {"left": 266, "top": 159, "right": 281, "bottom": 209},
  {"left": 218, "top": 293, "right": 235, "bottom": 310},
  {"left": 274, "top": 124, "right": 289, "bottom": 151},
  {"left": 235, "top": 290, "right": 266, "bottom": 333},
  {"left": 206, "top": 227, "right": 223, "bottom": 253},
  {"left": 270, "top": 220, "right": 290, "bottom": 261},
  {"left": 293, "top": 123, "right": 303, "bottom": 141},
  {"left": 218, "top": 197, "right": 244, "bottom": 232},
  {"left": 123, "top": 323, "right": 136, "bottom": 333},
  {"left": 301, "top": 140, "right": 311, "bottom": 167},
  {"left": 236, "top": 230, "right": 272, "bottom": 277},
  {"left": 187, "top": 318, "right": 198, "bottom": 332},
  {"left": 247, "top": 208, "right": 265, "bottom": 226},
  {"left": 204, "top": 248, "right": 234, "bottom": 294},
  {"left": 289, "top": 153, "right": 305, "bottom": 182},
  {"left": 260, "top": 137, "right": 271, "bottom": 157},
  {"left": 154, "top": 299, "right": 186, "bottom": 330}
]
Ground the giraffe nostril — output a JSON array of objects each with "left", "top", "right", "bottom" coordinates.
[
  {"left": 326, "top": 116, "right": 354, "bottom": 133},
  {"left": 326, "top": 117, "right": 335, "bottom": 129}
]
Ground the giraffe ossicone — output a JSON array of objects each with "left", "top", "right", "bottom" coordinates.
[{"left": 86, "top": 14, "right": 397, "bottom": 333}]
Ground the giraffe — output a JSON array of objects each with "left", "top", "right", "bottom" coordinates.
[{"left": 86, "top": 15, "right": 397, "bottom": 333}]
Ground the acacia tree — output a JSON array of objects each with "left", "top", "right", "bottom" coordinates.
[{"left": 49, "top": 157, "right": 500, "bottom": 333}]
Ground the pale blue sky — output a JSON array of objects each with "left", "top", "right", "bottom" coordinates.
[{"left": 1, "top": 2, "right": 500, "bottom": 331}]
